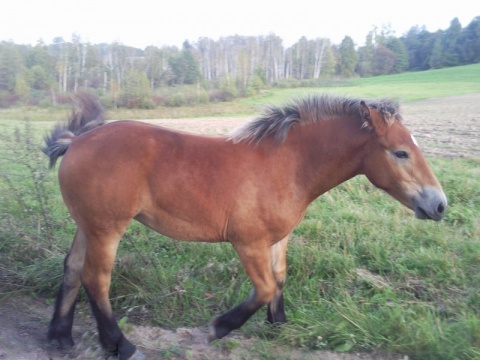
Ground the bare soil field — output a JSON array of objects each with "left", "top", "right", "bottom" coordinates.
[
  {"left": 0, "top": 94, "right": 478, "bottom": 360},
  {"left": 145, "top": 93, "right": 480, "bottom": 159}
]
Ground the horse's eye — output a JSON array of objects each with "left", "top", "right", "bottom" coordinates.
[{"left": 394, "top": 150, "right": 409, "bottom": 159}]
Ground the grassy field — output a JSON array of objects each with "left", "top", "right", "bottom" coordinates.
[
  {"left": 243, "top": 63, "right": 480, "bottom": 107},
  {"left": 1, "top": 65, "right": 479, "bottom": 359}
]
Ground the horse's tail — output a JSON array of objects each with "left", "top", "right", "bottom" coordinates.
[{"left": 43, "top": 92, "right": 105, "bottom": 168}]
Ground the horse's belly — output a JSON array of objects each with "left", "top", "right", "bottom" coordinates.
[{"left": 134, "top": 210, "right": 226, "bottom": 243}]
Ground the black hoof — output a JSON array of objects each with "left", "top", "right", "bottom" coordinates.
[
  {"left": 102, "top": 336, "right": 138, "bottom": 360},
  {"left": 47, "top": 331, "right": 74, "bottom": 348},
  {"left": 208, "top": 317, "right": 231, "bottom": 342},
  {"left": 266, "top": 313, "right": 287, "bottom": 324}
]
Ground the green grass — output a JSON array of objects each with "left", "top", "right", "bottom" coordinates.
[
  {"left": 243, "top": 63, "right": 480, "bottom": 106},
  {"left": 1, "top": 80, "right": 480, "bottom": 358}
]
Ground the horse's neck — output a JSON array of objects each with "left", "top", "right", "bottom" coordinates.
[{"left": 288, "top": 118, "right": 369, "bottom": 201}]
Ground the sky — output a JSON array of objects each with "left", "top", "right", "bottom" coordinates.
[{"left": 1, "top": 0, "right": 477, "bottom": 48}]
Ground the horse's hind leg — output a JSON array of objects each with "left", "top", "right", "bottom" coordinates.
[
  {"left": 209, "top": 243, "right": 277, "bottom": 340},
  {"left": 267, "top": 235, "right": 289, "bottom": 324},
  {"left": 81, "top": 227, "right": 142, "bottom": 360},
  {"left": 48, "top": 228, "right": 86, "bottom": 347}
]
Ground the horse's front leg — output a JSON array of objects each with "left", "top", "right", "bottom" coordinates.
[
  {"left": 81, "top": 227, "right": 144, "bottom": 360},
  {"left": 208, "top": 242, "right": 277, "bottom": 340},
  {"left": 267, "top": 235, "right": 289, "bottom": 324}
]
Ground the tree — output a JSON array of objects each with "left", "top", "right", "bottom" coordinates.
[
  {"left": 385, "top": 37, "right": 408, "bottom": 73},
  {"left": 356, "top": 31, "right": 375, "bottom": 77},
  {"left": 459, "top": 16, "right": 480, "bottom": 64},
  {"left": 372, "top": 45, "right": 396, "bottom": 75},
  {"left": 319, "top": 41, "right": 335, "bottom": 78},
  {"left": 442, "top": 18, "right": 463, "bottom": 67},
  {"left": 169, "top": 41, "right": 200, "bottom": 85},
  {"left": 290, "top": 36, "right": 309, "bottom": 79},
  {"left": 15, "top": 69, "right": 31, "bottom": 104},
  {"left": 145, "top": 46, "right": 169, "bottom": 88},
  {"left": 27, "top": 41, "right": 53, "bottom": 72},
  {"left": 120, "top": 68, "right": 152, "bottom": 108},
  {"left": 402, "top": 26, "right": 427, "bottom": 71},
  {"left": 336, "top": 36, "right": 357, "bottom": 77},
  {"left": 263, "top": 33, "right": 284, "bottom": 82},
  {"left": 429, "top": 31, "right": 444, "bottom": 69},
  {"left": 0, "top": 42, "right": 24, "bottom": 93}
]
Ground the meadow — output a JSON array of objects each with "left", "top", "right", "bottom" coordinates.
[{"left": 0, "top": 64, "right": 479, "bottom": 359}]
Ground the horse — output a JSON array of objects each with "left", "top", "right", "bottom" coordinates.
[{"left": 43, "top": 92, "right": 447, "bottom": 359}]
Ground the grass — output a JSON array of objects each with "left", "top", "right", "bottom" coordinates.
[
  {"left": 1, "top": 65, "right": 480, "bottom": 358},
  {"left": 243, "top": 63, "right": 480, "bottom": 107}
]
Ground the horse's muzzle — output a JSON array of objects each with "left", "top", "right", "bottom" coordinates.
[{"left": 413, "top": 187, "right": 447, "bottom": 221}]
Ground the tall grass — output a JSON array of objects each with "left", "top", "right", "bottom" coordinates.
[{"left": 1, "top": 118, "right": 479, "bottom": 359}]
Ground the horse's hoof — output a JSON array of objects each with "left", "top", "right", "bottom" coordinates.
[
  {"left": 127, "top": 349, "right": 146, "bottom": 360},
  {"left": 208, "top": 316, "right": 233, "bottom": 342},
  {"left": 47, "top": 333, "right": 74, "bottom": 348},
  {"left": 207, "top": 323, "right": 219, "bottom": 342}
]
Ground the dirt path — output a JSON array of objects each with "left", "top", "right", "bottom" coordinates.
[
  {"left": 1, "top": 94, "right": 478, "bottom": 360},
  {"left": 0, "top": 295, "right": 399, "bottom": 360}
]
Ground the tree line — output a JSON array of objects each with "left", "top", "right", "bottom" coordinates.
[{"left": 0, "top": 16, "right": 479, "bottom": 108}]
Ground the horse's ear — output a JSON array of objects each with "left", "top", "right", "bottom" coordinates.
[{"left": 359, "top": 101, "right": 388, "bottom": 136}]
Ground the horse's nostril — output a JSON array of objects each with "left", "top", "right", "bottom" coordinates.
[{"left": 437, "top": 203, "right": 445, "bottom": 214}]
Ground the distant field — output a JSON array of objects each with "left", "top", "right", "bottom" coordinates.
[{"left": 244, "top": 63, "right": 480, "bottom": 107}]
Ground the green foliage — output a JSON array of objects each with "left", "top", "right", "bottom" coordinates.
[
  {"left": 120, "top": 69, "right": 153, "bottom": 109},
  {"left": 460, "top": 16, "right": 480, "bottom": 64},
  {"left": 168, "top": 41, "right": 201, "bottom": 85},
  {"left": 385, "top": 38, "right": 408, "bottom": 73},
  {"left": 336, "top": 36, "right": 358, "bottom": 77},
  {"left": 356, "top": 32, "right": 375, "bottom": 77},
  {"left": 0, "top": 121, "right": 73, "bottom": 295}
]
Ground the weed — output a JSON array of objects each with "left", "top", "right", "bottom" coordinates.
[{"left": 159, "top": 345, "right": 182, "bottom": 359}]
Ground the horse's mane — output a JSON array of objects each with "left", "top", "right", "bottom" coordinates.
[{"left": 229, "top": 94, "right": 402, "bottom": 144}]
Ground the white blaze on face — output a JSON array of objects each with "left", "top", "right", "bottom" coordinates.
[{"left": 411, "top": 134, "right": 419, "bottom": 147}]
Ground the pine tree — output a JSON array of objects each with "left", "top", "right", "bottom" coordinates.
[
  {"left": 169, "top": 41, "right": 200, "bottom": 85},
  {"left": 385, "top": 38, "right": 408, "bottom": 73},
  {"left": 458, "top": 16, "right": 480, "bottom": 64},
  {"left": 356, "top": 32, "right": 375, "bottom": 77},
  {"left": 337, "top": 36, "right": 357, "bottom": 77},
  {"left": 442, "top": 18, "right": 463, "bottom": 67}
]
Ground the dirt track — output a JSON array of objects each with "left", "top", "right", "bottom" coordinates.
[{"left": 1, "top": 94, "right": 479, "bottom": 359}]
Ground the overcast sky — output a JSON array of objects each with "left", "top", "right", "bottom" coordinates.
[{"left": 1, "top": 0, "right": 476, "bottom": 48}]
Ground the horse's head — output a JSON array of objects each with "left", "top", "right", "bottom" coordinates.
[{"left": 359, "top": 101, "right": 447, "bottom": 221}]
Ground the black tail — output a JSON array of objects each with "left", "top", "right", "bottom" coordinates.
[{"left": 43, "top": 92, "right": 105, "bottom": 168}]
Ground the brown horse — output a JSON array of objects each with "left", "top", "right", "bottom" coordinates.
[{"left": 43, "top": 93, "right": 446, "bottom": 359}]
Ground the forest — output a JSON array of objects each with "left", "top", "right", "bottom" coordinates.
[{"left": 0, "top": 16, "right": 479, "bottom": 109}]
